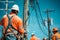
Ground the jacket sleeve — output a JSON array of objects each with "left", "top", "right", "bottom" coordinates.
[
  {"left": 1, "top": 15, "right": 8, "bottom": 33},
  {"left": 1, "top": 15, "right": 8, "bottom": 29},
  {"left": 11, "top": 15, "right": 25, "bottom": 34},
  {"left": 18, "top": 18, "right": 25, "bottom": 34},
  {"left": 16, "top": 16, "right": 25, "bottom": 34}
]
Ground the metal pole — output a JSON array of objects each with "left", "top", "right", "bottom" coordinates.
[
  {"left": 47, "top": 10, "right": 50, "bottom": 40},
  {"left": 45, "top": 9, "right": 51, "bottom": 40},
  {"left": 6, "top": 0, "right": 8, "bottom": 14},
  {"left": 45, "top": 9, "right": 55, "bottom": 40},
  {"left": 0, "top": 0, "right": 14, "bottom": 11},
  {"left": 23, "top": 0, "right": 29, "bottom": 40}
]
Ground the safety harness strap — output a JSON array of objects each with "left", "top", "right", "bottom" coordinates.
[{"left": 5, "top": 14, "right": 19, "bottom": 38}]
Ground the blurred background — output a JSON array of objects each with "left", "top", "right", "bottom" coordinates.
[{"left": 0, "top": 0, "right": 60, "bottom": 40}]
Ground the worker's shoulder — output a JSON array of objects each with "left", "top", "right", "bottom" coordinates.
[
  {"left": 55, "top": 33, "right": 60, "bottom": 35},
  {"left": 53, "top": 33, "right": 60, "bottom": 37},
  {"left": 52, "top": 34, "right": 56, "bottom": 38},
  {"left": 12, "top": 15, "right": 22, "bottom": 21},
  {"left": 2, "top": 15, "right": 7, "bottom": 18},
  {"left": 56, "top": 33, "right": 60, "bottom": 37}
]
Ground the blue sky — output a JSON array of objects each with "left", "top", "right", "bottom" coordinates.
[{"left": 0, "top": 0, "right": 60, "bottom": 40}]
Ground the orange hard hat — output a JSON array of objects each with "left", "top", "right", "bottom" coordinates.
[{"left": 52, "top": 28, "right": 58, "bottom": 32}]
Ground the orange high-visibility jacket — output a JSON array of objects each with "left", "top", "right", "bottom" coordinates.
[
  {"left": 30, "top": 36, "right": 39, "bottom": 40},
  {"left": 52, "top": 32, "right": 60, "bottom": 40},
  {"left": 1, "top": 12, "right": 24, "bottom": 34}
]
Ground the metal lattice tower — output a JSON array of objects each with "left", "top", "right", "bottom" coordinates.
[{"left": 0, "top": 0, "right": 15, "bottom": 14}]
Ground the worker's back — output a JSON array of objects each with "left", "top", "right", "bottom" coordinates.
[
  {"left": 1, "top": 13, "right": 24, "bottom": 33},
  {"left": 52, "top": 33, "right": 60, "bottom": 40},
  {"left": 1, "top": 13, "right": 25, "bottom": 40},
  {"left": 56, "top": 33, "right": 60, "bottom": 40}
]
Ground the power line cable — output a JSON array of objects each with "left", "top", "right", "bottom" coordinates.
[
  {"left": 34, "top": 7, "right": 48, "bottom": 36},
  {"left": 29, "top": 0, "right": 48, "bottom": 30},
  {"left": 35, "top": 0, "right": 48, "bottom": 29},
  {"left": 29, "top": 0, "right": 48, "bottom": 36}
]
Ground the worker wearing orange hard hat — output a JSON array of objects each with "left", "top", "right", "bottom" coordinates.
[{"left": 52, "top": 27, "right": 60, "bottom": 40}]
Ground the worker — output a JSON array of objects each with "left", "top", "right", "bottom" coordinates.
[
  {"left": 30, "top": 33, "right": 40, "bottom": 40},
  {"left": 52, "top": 27, "right": 60, "bottom": 40},
  {"left": 1, "top": 4, "right": 25, "bottom": 40}
]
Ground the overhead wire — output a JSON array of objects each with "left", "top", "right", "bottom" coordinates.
[
  {"left": 34, "top": 6, "right": 48, "bottom": 36},
  {"left": 29, "top": 0, "right": 48, "bottom": 36},
  {"left": 35, "top": 0, "right": 48, "bottom": 29},
  {"left": 36, "top": 0, "right": 44, "bottom": 25},
  {"left": 35, "top": 0, "right": 49, "bottom": 36},
  {"left": 29, "top": 0, "right": 48, "bottom": 30}
]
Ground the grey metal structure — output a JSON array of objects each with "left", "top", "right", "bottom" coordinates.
[
  {"left": 23, "top": 0, "right": 29, "bottom": 40},
  {"left": 0, "top": 0, "right": 14, "bottom": 14}
]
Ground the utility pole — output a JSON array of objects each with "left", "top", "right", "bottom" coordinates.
[
  {"left": 44, "top": 9, "right": 55, "bottom": 40},
  {"left": 0, "top": 0, "right": 14, "bottom": 14},
  {"left": 23, "top": 0, "right": 29, "bottom": 40}
]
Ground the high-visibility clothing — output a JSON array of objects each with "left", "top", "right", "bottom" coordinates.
[
  {"left": 19, "top": 28, "right": 25, "bottom": 34},
  {"left": 30, "top": 36, "right": 39, "bottom": 40},
  {"left": 52, "top": 32, "right": 60, "bottom": 40},
  {"left": 1, "top": 12, "right": 24, "bottom": 34}
]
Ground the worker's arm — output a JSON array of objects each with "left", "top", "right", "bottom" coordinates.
[
  {"left": 1, "top": 17, "right": 5, "bottom": 34},
  {"left": 16, "top": 17, "right": 25, "bottom": 34},
  {"left": 18, "top": 21, "right": 25, "bottom": 34},
  {"left": 1, "top": 15, "right": 8, "bottom": 34},
  {"left": 19, "top": 27, "right": 25, "bottom": 34}
]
